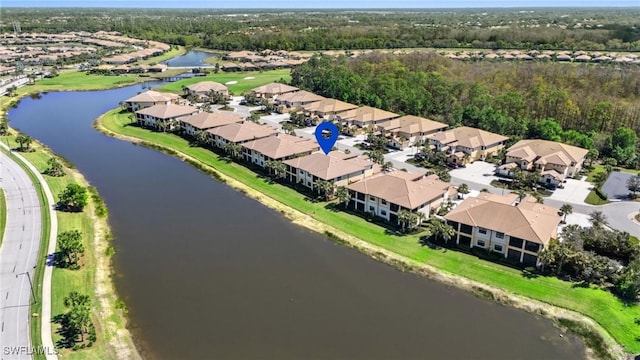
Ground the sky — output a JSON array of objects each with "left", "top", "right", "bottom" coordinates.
[{"left": 2, "top": 0, "right": 639, "bottom": 8}]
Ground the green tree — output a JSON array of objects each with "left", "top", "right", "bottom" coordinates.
[
  {"left": 57, "top": 230, "right": 84, "bottom": 267},
  {"left": 397, "top": 209, "right": 418, "bottom": 233},
  {"left": 559, "top": 204, "right": 573, "bottom": 223},
  {"left": 223, "top": 142, "right": 242, "bottom": 160},
  {"left": 58, "top": 184, "right": 88, "bottom": 212},
  {"left": 315, "top": 179, "right": 336, "bottom": 200},
  {"left": 364, "top": 150, "right": 385, "bottom": 165},
  {"left": 194, "top": 130, "right": 209, "bottom": 146},
  {"left": 627, "top": 175, "right": 640, "bottom": 199},
  {"left": 605, "top": 127, "right": 638, "bottom": 166},
  {"left": 264, "top": 160, "right": 286, "bottom": 179},
  {"left": 586, "top": 148, "right": 599, "bottom": 168},
  {"left": 589, "top": 211, "right": 608, "bottom": 229},
  {"left": 382, "top": 161, "right": 393, "bottom": 172},
  {"left": 427, "top": 218, "right": 456, "bottom": 244},
  {"left": 281, "top": 123, "right": 297, "bottom": 136},
  {"left": 15, "top": 133, "right": 33, "bottom": 151},
  {"left": 457, "top": 183, "right": 470, "bottom": 198},
  {"left": 335, "top": 186, "right": 350, "bottom": 208},
  {"left": 0, "top": 122, "right": 8, "bottom": 136},
  {"left": 44, "top": 158, "right": 64, "bottom": 177},
  {"left": 64, "top": 291, "right": 92, "bottom": 343}
]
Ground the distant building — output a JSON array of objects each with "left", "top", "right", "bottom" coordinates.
[
  {"left": 135, "top": 103, "right": 199, "bottom": 130},
  {"left": 377, "top": 115, "right": 448, "bottom": 149},
  {"left": 179, "top": 112, "right": 244, "bottom": 137},
  {"left": 124, "top": 90, "right": 180, "bottom": 112},
  {"left": 184, "top": 81, "right": 229, "bottom": 101},
  {"left": 241, "top": 133, "right": 319, "bottom": 167},
  {"left": 207, "top": 122, "right": 278, "bottom": 148},
  {"left": 427, "top": 126, "right": 509, "bottom": 164},
  {"left": 250, "top": 83, "right": 299, "bottom": 100}
]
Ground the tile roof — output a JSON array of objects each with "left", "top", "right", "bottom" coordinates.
[
  {"left": 338, "top": 106, "right": 399, "bottom": 124},
  {"left": 241, "top": 133, "right": 319, "bottom": 159},
  {"left": 125, "top": 90, "right": 179, "bottom": 103},
  {"left": 445, "top": 194, "right": 561, "bottom": 245},
  {"left": 303, "top": 99, "right": 359, "bottom": 114},
  {"left": 507, "top": 139, "right": 588, "bottom": 165},
  {"left": 284, "top": 151, "right": 372, "bottom": 180},
  {"left": 207, "top": 122, "right": 278, "bottom": 143},
  {"left": 186, "top": 81, "right": 228, "bottom": 93},
  {"left": 251, "top": 82, "right": 299, "bottom": 95},
  {"left": 378, "top": 115, "right": 448, "bottom": 134},
  {"left": 180, "top": 112, "right": 244, "bottom": 130},
  {"left": 276, "top": 90, "right": 326, "bottom": 104},
  {"left": 428, "top": 126, "right": 508, "bottom": 148},
  {"left": 347, "top": 173, "right": 451, "bottom": 210},
  {"left": 135, "top": 103, "right": 199, "bottom": 119}
]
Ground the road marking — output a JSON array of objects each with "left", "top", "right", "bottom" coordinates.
[
  {"left": 5, "top": 291, "right": 9, "bottom": 299},
  {"left": 12, "top": 264, "right": 16, "bottom": 272},
  {"left": 2, "top": 321, "right": 4, "bottom": 332}
]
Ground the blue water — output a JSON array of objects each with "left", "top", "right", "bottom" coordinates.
[{"left": 161, "top": 50, "right": 217, "bottom": 67}]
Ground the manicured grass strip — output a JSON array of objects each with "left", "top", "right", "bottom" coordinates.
[
  {"left": 100, "top": 108, "right": 640, "bottom": 355},
  {"left": 2, "top": 135, "right": 115, "bottom": 360},
  {"left": 157, "top": 69, "right": 292, "bottom": 95},
  {"left": 584, "top": 189, "right": 611, "bottom": 205}
]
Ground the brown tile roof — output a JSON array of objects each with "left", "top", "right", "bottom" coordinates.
[
  {"left": 186, "top": 81, "right": 228, "bottom": 93},
  {"left": 135, "top": 103, "right": 199, "bottom": 119},
  {"left": 251, "top": 83, "right": 299, "bottom": 95},
  {"left": 125, "top": 90, "right": 179, "bottom": 103},
  {"left": 276, "top": 90, "right": 325, "bottom": 104},
  {"left": 303, "top": 99, "right": 358, "bottom": 114},
  {"left": 207, "top": 122, "right": 278, "bottom": 143},
  {"left": 347, "top": 173, "right": 451, "bottom": 210},
  {"left": 508, "top": 140, "right": 588, "bottom": 165},
  {"left": 181, "top": 112, "right": 244, "bottom": 130},
  {"left": 242, "top": 133, "right": 319, "bottom": 159},
  {"left": 384, "top": 115, "right": 448, "bottom": 135},
  {"left": 284, "top": 152, "right": 372, "bottom": 181},
  {"left": 445, "top": 194, "right": 561, "bottom": 245},
  {"left": 428, "top": 126, "right": 508, "bottom": 148},
  {"left": 338, "top": 106, "right": 399, "bottom": 124}
]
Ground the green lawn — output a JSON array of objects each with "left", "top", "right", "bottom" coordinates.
[
  {"left": 2, "top": 134, "right": 123, "bottom": 360},
  {"left": 100, "top": 108, "right": 640, "bottom": 356},
  {"left": 137, "top": 45, "right": 186, "bottom": 65},
  {"left": 0, "top": 190, "right": 5, "bottom": 246},
  {"left": 585, "top": 189, "right": 611, "bottom": 205},
  {"left": 157, "top": 69, "right": 292, "bottom": 95}
]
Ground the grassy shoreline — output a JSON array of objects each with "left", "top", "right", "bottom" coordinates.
[{"left": 97, "top": 108, "right": 636, "bottom": 359}]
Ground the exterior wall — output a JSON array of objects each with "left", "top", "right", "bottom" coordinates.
[
  {"left": 126, "top": 100, "right": 171, "bottom": 112},
  {"left": 286, "top": 167, "right": 365, "bottom": 191},
  {"left": 540, "top": 174, "right": 562, "bottom": 187}
]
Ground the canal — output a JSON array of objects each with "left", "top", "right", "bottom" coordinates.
[{"left": 7, "top": 84, "right": 585, "bottom": 359}]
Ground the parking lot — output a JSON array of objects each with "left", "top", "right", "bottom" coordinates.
[
  {"left": 449, "top": 161, "right": 500, "bottom": 186},
  {"left": 602, "top": 171, "right": 635, "bottom": 200}
]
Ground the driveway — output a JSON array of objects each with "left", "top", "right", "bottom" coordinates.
[
  {"left": 602, "top": 171, "right": 634, "bottom": 200},
  {"left": 449, "top": 161, "right": 499, "bottom": 186},
  {"left": 548, "top": 178, "right": 593, "bottom": 204}
]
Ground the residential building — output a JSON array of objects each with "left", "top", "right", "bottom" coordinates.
[
  {"left": 444, "top": 193, "right": 561, "bottom": 267},
  {"left": 250, "top": 83, "right": 299, "bottom": 100},
  {"left": 377, "top": 115, "right": 448, "bottom": 149},
  {"left": 302, "top": 99, "right": 359, "bottom": 121},
  {"left": 503, "top": 139, "right": 589, "bottom": 187},
  {"left": 185, "top": 81, "right": 229, "bottom": 101},
  {"left": 336, "top": 106, "right": 399, "bottom": 128},
  {"left": 347, "top": 171, "right": 453, "bottom": 224},
  {"left": 427, "top": 126, "right": 509, "bottom": 164},
  {"left": 275, "top": 90, "right": 326, "bottom": 108},
  {"left": 135, "top": 103, "right": 199, "bottom": 130},
  {"left": 241, "top": 133, "right": 319, "bottom": 167},
  {"left": 179, "top": 112, "right": 244, "bottom": 137},
  {"left": 124, "top": 90, "right": 180, "bottom": 112},
  {"left": 283, "top": 151, "right": 379, "bottom": 191},
  {"left": 207, "top": 122, "right": 278, "bottom": 148}
]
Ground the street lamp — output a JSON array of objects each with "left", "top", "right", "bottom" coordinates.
[{"left": 16, "top": 272, "right": 36, "bottom": 305}]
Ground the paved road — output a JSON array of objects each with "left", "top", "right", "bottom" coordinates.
[
  {"left": 602, "top": 171, "right": 634, "bottom": 200},
  {"left": 0, "top": 150, "right": 42, "bottom": 360}
]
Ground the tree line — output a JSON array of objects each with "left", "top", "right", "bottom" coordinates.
[{"left": 290, "top": 53, "right": 640, "bottom": 167}]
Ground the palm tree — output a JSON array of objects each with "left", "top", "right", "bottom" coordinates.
[
  {"left": 586, "top": 148, "right": 599, "bottom": 168},
  {"left": 315, "top": 179, "right": 336, "bottom": 200},
  {"left": 223, "top": 142, "right": 242, "bottom": 160},
  {"left": 15, "top": 133, "right": 32, "bottom": 151},
  {"left": 364, "top": 150, "right": 384, "bottom": 165},
  {"left": 428, "top": 218, "right": 456, "bottom": 244},
  {"left": 0, "top": 122, "right": 8, "bottom": 136},
  {"left": 397, "top": 209, "right": 417, "bottom": 233},
  {"left": 458, "top": 183, "right": 470, "bottom": 198},
  {"left": 335, "top": 186, "right": 350, "bottom": 208},
  {"left": 559, "top": 204, "right": 573, "bottom": 223},
  {"left": 515, "top": 189, "right": 527, "bottom": 203},
  {"left": 589, "top": 210, "right": 608, "bottom": 229},
  {"left": 281, "top": 123, "right": 296, "bottom": 136},
  {"left": 534, "top": 193, "right": 544, "bottom": 204},
  {"left": 265, "top": 160, "right": 286, "bottom": 179},
  {"left": 194, "top": 130, "right": 209, "bottom": 146},
  {"left": 382, "top": 161, "right": 393, "bottom": 172}
]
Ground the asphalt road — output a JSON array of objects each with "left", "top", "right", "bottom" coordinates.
[
  {"left": 0, "top": 150, "right": 42, "bottom": 360},
  {"left": 602, "top": 171, "right": 634, "bottom": 200}
]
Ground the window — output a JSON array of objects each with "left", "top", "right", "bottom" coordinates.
[
  {"left": 380, "top": 210, "right": 387, "bottom": 216},
  {"left": 477, "top": 240, "right": 486, "bottom": 247},
  {"left": 495, "top": 232, "right": 504, "bottom": 239},
  {"left": 509, "top": 237, "right": 523, "bottom": 248},
  {"left": 478, "top": 228, "right": 487, "bottom": 235},
  {"left": 370, "top": 196, "right": 376, "bottom": 201},
  {"left": 494, "top": 244, "right": 503, "bottom": 252},
  {"left": 525, "top": 241, "right": 541, "bottom": 253},
  {"left": 460, "top": 224, "right": 473, "bottom": 234},
  {"left": 381, "top": 199, "right": 387, "bottom": 205},
  {"left": 369, "top": 206, "right": 375, "bottom": 212}
]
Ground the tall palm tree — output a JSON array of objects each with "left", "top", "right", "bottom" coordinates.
[
  {"left": 589, "top": 210, "right": 608, "bottom": 229},
  {"left": 194, "top": 130, "right": 208, "bottom": 146},
  {"left": 223, "top": 142, "right": 242, "bottom": 160},
  {"left": 382, "top": 161, "right": 393, "bottom": 172},
  {"left": 335, "top": 186, "right": 350, "bottom": 208},
  {"left": 458, "top": 183, "right": 470, "bottom": 198},
  {"left": 534, "top": 193, "right": 544, "bottom": 204},
  {"left": 397, "top": 209, "right": 415, "bottom": 232},
  {"left": 15, "top": 133, "right": 32, "bottom": 151},
  {"left": 265, "top": 160, "right": 286, "bottom": 179},
  {"left": 315, "top": 179, "right": 336, "bottom": 200},
  {"left": 428, "top": 218, "right": 456, "bottom": 244},
  {"left": 559, "top": 204, "right": 573, "bottom": 223},
  {"left": 515, "top": 189, "right": 527, "bottom": 202}
]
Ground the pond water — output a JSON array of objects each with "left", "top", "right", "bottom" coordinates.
[
  {"left": 161, "top": 50, "right": 218, "bottom": 67},
  {"left": 7, "top": 85, "right": 585, "bottom": 359}
]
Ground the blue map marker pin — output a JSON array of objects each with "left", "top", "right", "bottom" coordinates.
[{"left": 315, "top": 122, "right": 339, "bottom": 155}]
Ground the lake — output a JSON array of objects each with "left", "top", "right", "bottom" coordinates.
[
  {"left": 7, "top": 84, "right": 585, "bottom": 359},
  {"left": 161, "top": 50, "right": 218, "bottom": 67}
]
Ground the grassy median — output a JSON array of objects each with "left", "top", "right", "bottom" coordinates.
[{"left": 99, "top": 108, "right": 639, "bottom": 357}]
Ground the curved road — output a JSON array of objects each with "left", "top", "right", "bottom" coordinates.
[{"left": 0, "top": 149, "right": 42, "bottom": 359}]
